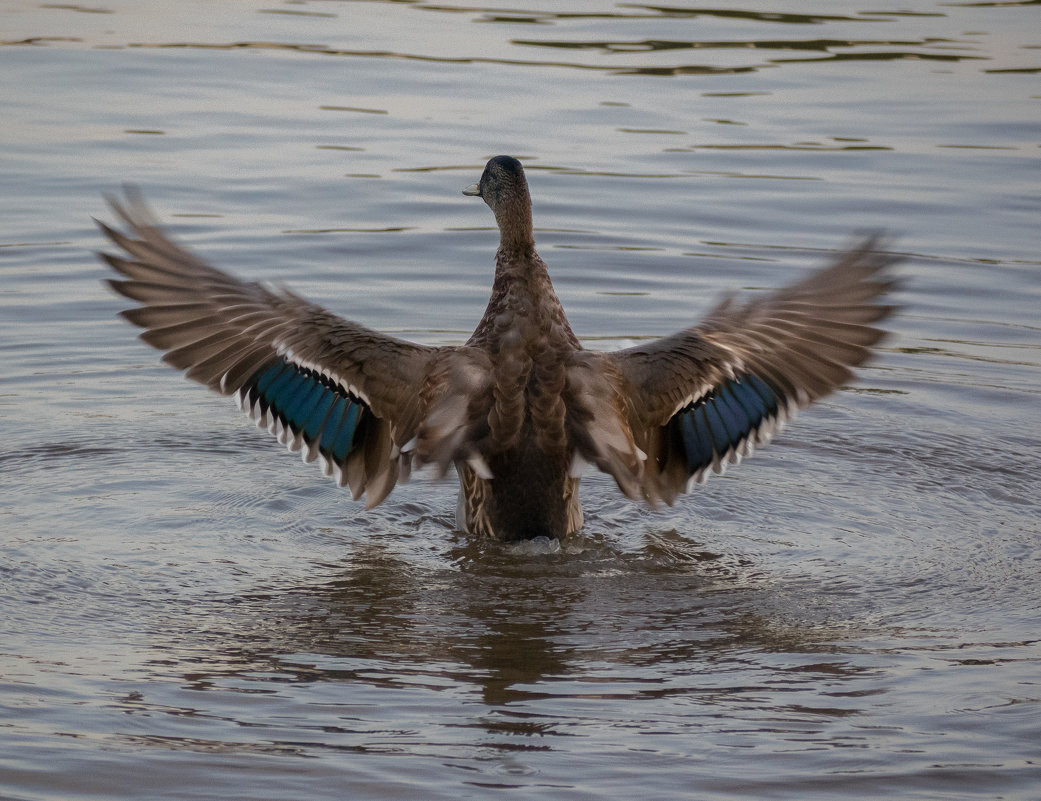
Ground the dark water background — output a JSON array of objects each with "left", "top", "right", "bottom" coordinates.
[{"left": 1, "top": 1, "right": 1039, "bottom": 799}]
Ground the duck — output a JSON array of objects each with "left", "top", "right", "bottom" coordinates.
[{"left": 99, "top": 155, "right": 896, "bottom": 541}]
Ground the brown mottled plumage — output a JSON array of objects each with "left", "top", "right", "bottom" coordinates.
[{"left": 99, "top": 156, "right": 897, "bottom": 541}]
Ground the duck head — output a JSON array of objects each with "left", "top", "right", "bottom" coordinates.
[{"left": 463, "top": 155, "right": 534, "bottom": 250}]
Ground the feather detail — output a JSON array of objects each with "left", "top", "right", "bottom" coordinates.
[
  {"left": 98, "top": 190, "right": 435, "bottom": 508},
  {"left": 611, "top": 234, "right": 897, "bottom": 504}
]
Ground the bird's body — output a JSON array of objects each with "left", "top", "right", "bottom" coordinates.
[
  {"left": 457, "top": 232, "right": 585, "bottom": 539},
  {"left": 100, "top": 156, "right": 896, "bottom": 541}
]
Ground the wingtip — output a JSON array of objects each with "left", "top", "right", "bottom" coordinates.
[
  {"left": 103, "top": 183, "right": 157, "bottom": 231},
  {"left": 104, "top": 276, "right": 136, "bottom": 300},
  {"left": 852, "top": 230, "right": 903, "bottom": 271}
]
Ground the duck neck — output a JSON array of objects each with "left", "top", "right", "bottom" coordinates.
[
  {"left": 493, "top": 191, "right": 535, "bottom": 255},
  {"left": 492, "top": 243, "right": 549, "bottom": 293}
]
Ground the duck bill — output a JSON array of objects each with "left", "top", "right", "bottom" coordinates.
[{"left": 461, "top": 183, "right": 481, "bottom": 197}]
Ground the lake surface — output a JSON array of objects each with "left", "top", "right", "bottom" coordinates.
[{"left": 1, "top": 1, "right": 1039, "bottom": 799}]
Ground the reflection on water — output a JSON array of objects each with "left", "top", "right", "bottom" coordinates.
[
  {"left": 1, "top": 0, "right": 1040, "bottom": 798},
  {"left": 127, "top": 536, "right": 890, "bottom": 725},
  {"left": 65, "top": 520, "right": 1036, "bottom": 797}
]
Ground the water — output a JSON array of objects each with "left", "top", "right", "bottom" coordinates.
[{"left": 1, "top": 1, "right": 1039, "bottom": 798}]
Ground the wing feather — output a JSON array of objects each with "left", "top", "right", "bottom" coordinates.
[
  {"left": 98, "top": 189, "right": 439, "bottom": 506},
  {"left": 609, "top": 235, "right": 897, "bottom": 502}
]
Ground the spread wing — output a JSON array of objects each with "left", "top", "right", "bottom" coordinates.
[
  {"left": 607, "top": 236, "right": 898, "bottom": 503},
  {"left": 98, "top": 188, "right": 442, "bottom": 507}
]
